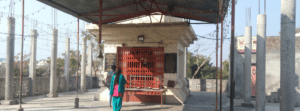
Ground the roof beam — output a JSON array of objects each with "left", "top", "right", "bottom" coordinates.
[
  {"left": 100, "top": 9, "right": 214, "bottom": 24},
  {"left": 80, "top": 1, "right": 140, "bottom": 17},
  {"left": 143, "top": 0, "right": 217, "bottom": 13}
]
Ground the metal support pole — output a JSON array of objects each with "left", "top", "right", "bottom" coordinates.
[
  {"left": 220, "top": 17, "right": 224, "bottom": 111},
  {"left": 264, "top": 0, "right": 266, "bottom": 14},
  {"left": 97, "top": 0, "right": 103, "bottom": 59},
  {"left": 230, "top": 0, "right": 236, "bottom": 110},
  {"left": 18, "top": 0, "right": 25, "bottom": 111},
  {"left": 259, "top": 0, "right": 260, "bottom": 14},
  {"left": 99, "top": 0, "right": 102, "bottom": 44},
  {"left": 75, "top": 17, "right": 79, "bottom": 108},
  {"left": 215, "top": 17, "right": 219, "bottom": 111}
]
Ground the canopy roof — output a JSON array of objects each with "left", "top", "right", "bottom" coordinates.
[{"left": 38, "top": 0, "right": 229, "bottom": 24}]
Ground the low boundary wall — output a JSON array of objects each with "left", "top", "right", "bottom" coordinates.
[
  {"left": 188, "top": 79, "right": 228, "bottom": 92},
  {"left": 0, "top": 76, "right": 100, "bottom": 100}
]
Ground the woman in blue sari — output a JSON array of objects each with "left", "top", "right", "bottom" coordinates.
[{"left": 110, "top": 69, "right": 127, "bottom": 111}]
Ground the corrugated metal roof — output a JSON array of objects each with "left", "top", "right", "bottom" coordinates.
[{"left": 37, "top": 0, "right": 229, "bottom": 24}]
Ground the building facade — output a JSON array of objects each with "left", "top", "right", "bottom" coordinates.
[
  {"left": 231, "top": 36, "right": 300, "bottom": 100},
  {"left": 87, "top": 15, "right": 196, "bottom": 104}
]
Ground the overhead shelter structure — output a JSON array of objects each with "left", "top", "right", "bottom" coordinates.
[{"left": 38, "top": 0, "right": 229, "bottom": 104}]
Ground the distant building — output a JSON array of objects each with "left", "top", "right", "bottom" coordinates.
[
  {"left": 0, "top": 58, "right": 5, "bottom": 66},
  {"left": 0, "top": 58, "right": 5, "bottom": 68},
  {"left": 231, "top": 35, "right": 300, "bottom": 99},
  {"left": 0, "top": 58, "right": 5, "bottom": 78},
  {"left": 37, "top": 59, "right": 49, "bottom": 68}
]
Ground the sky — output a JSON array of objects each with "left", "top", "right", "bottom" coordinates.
[
  {"left": 0, "top": 0, "right": 300, "bottom": 66},
  {"left": 189, "top": 0, "right": 300, "bottom": 66}
]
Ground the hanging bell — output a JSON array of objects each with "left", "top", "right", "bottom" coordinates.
[{"left": 97, "top": 50, "right": 103, "bottom": 58}]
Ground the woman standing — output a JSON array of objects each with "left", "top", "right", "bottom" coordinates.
[{"left": 110, "top": 69, "right": 127, "bottom": 111}]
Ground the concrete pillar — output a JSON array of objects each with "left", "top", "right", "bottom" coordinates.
[
  {"left": 1, "top": 17, "right": 17, "bottom": 105},
  {"left": 29, "top": 30, "right": 37, "bottom": 96},
  {"left": 81, "top": 37, "right": 87, "bottom": 92},
  {"left": 256, "top": 14, "right": 266, "bottom": 111},
  {"left": 280, "top": 0, "right": 296, "bottom": 110},
  {"left": 64, "top": 38, "right": 70, "bottom": 91},
  {"left": 88, "top": 42, "right": 93, "bottom": 89},
  {"left": 183, "top": 47, "right": 190, "bottom": 97},
  {"left": 242, "top": 26, "right": 253, "bottom": 107},
  {"left": 174, "top": 42, "right": 188, "bottom": 102},
  {"left": 47, "top": 29, "right": 58, "bottom": 97}
]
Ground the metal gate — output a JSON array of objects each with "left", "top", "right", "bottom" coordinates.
[{"left": 117, "top": 47, "right": 164, "bottom": 90}]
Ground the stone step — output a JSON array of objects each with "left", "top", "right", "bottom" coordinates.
[{"left": 169, "top": 89, "right": 186, "bottom": 104}]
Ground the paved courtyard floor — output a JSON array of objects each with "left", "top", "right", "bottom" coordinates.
[{"left": 0, "top": 89, "right": 300, "bottom": 111}]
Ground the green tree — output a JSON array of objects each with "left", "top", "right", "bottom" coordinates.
[
  {"left": 69, "top": 50, "right": 80, "bottom": 76},
  {"left": 36, "top": 67, "right": 48, "bottom": 77},
  {"left": 13, "top": 53, "right": 30, "bottom": 77},
  {"left": 187, "top": 52, "right": 196, "bottom": 78},
  {"left": 61, "top": 50, "right": 81, "bottom": 76},
  {"left": 221, "top": 60, "right": 229, "bottom": 79},
  {"left": 56, "top": 58, "right": 65, "bottom": 76},
  {"left": 84, "top": 31, "right": 104, "bottom": 77},
  {"left": 187, "top": 52, "right": 216, "bottom": 79}
]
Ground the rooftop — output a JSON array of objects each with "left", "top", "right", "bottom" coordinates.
[{"left": 37, "top": 0, "right": 229, "bottom": 24}]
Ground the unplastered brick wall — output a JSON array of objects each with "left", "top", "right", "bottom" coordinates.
[
  {"left": 266, "top": 36, "right": 300, "bottom": 49},
  {"left": 188, "top": 79, "right": 228, "bottom": 92},
  {"left": 232, "top": 36, "right": 300, "bottom": 97}
]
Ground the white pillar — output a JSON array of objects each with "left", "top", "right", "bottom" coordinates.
[
  {"left": 29, "top": 30, "right": 37, "bottom": 96},
  {"left": 1, "top": 17, "right": 17, "bottom": 105},
  {"left": 242, "top": 26, "right": 253, "bottom": 107},
  {"left": 174, "top": 42, "right": 188, "bottom": 102},
  {"left": 256, "top": 14, "right": 266, "bottom": 111},
  {"left": 64, "top": 38, "right": 70, "bottom": 91},
  {"left": 183, "top": 47, "right": 190, "bottom": 97},
  {"left": 280, "top": 0, "right": 296, "bottom": 110},
  {"left": 88, "top": 43, "right": 93, "bottom": 89},
  {"left": 81, "top": 37, "right": 87, "bottom": 92},
  {"left": 47, "top": 29, "right": 58, "bottom": 97}
]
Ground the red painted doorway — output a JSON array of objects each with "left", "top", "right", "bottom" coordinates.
[
  {"left": 251, "top": 65, "right": 256, "bottom": 96},
  {"left": 117, "top": 47, "right": 164, "bottom": 103}
]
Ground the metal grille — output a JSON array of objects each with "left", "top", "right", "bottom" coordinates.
[{"left": 117, "top": 47, "right": 164, "bottom": 89}]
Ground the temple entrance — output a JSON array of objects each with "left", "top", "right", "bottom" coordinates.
[{"left": 117, "top": 47, "right": 165, "bottom": 103}]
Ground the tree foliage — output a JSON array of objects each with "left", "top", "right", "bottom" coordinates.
[
  {"left": 187, "top": 52, "right": 229, "bottom": 79},
  {"left": 13, "top": 53, "right": 30, "bottom": 77},
  {"left": 84, "top": 31, "right": 104, "bottom": 77}
]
